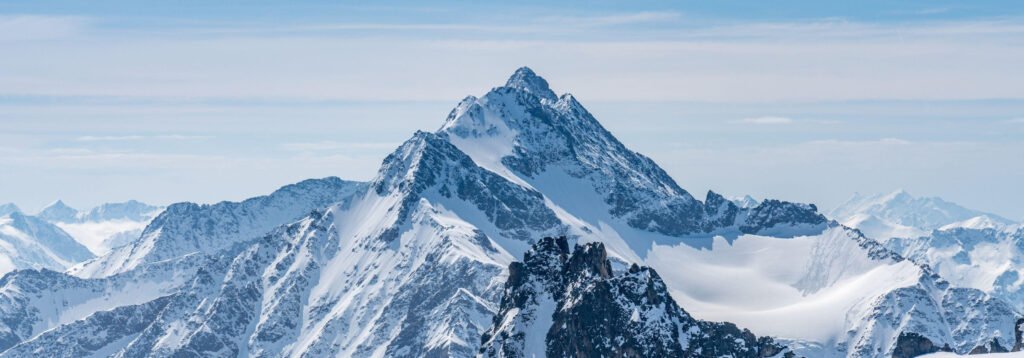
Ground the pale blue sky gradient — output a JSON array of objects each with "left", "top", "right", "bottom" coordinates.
[{"left": 1, "top": 1, "right": 1023, "bottom": 218}]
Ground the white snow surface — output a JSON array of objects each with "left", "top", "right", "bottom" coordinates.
[
  {"left": 648, "top": 227, "right": 921, "bottom": 345},
  {"left": 56, "top": 219, "right": 152, "bottom": 256},
  {"left": 0, "top": 212, "right": 94, "bottom": 276}
]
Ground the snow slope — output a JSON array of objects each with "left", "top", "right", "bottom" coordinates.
[
  {"left": 835, "top": 191, "right": 1024, "bottom": 315},
  {"left": 0, "top": 212, "right": 94, "bottom": 276}
]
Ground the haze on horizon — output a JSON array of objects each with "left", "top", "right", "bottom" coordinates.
[{"left": 1, "top": 0, "right": 1023, "bottom": 219}]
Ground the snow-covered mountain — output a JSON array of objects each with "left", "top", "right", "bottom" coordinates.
[
  {"left": 830, "top": 190, "right": 1017, "bottom": 241},
  {"left": 0, "top": 67, "right": 1018, "bottom": 357},
  {"left": 38, "top": 199, "right": 162, "bottom": 225},
  {"left": 480, "top": 236, "right": 788, "bottom": 357},
  {"left": 70, "top": 177, "right": 364, "bottom": 278},
  {"left": 36, "top": 200, "right": 78, "bottom": 223},
  {"left": 731, "top": 195, "right": 760, "bottom": 209},
  {"left": 77, "top": 200, "right": 162, "bottom": 223},
  {"left": 886, "top": 226, "right": 1024, "bottom": 312},
  {"left": 0, "top": 205, "right": 18, "bottom": 218},
  {"left": 833, "top": 190, "right": 1024, "bottom": 318},
  {"left": 33, "top": 200, "right": 164, "bottom": 256},
  {"left": 0, "top": 211, "right": 94, "bottom": 276}
]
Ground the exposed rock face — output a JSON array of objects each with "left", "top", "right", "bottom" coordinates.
[
  {"left": 739, "top": 199, "right": 826, "bottom": 234},
  {"left": 479, "top": 237, "right": 787, "bottom": 358},
  {"left": 890, "top": 332, "right": 951, "bottom": 358},
  {"left": 373, "top": 131, "right": 564, "bottom": 241},
  {"left": 1014, "top": 318, "right": 1024, "bottom": 352}
]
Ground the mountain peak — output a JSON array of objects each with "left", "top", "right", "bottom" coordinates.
[
  {"left": 505, "top": 66, "right": 557, "bottom": 101},
  {"left": 731, "top": 195, "right": 760, "bottom": 209},
  {"left": 830, "top": 189, "right": 1017, "bottom": 235},
  {"left": 37, "top": 199, "right": 79, "bottom": 223},
  {"left": 47, "top": 199, "right": 70, "bottom": 208},
  {"left": 0, "top": 203, "right": 20, "bottom": 217},
  {"left": 882, "top": 188, "right": 912, "bottom": 201},
  {"left": 79, "top": 200, "right": 162, "bottom": 222}
]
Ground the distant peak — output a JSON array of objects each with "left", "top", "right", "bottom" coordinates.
[
  {"left": 0, "top": 203, "right": 20, "bottom": 216},
  {"left": 47, "top": 199, "right": 70, "bottom": 208},
  {"left": 505, "top": 66, "right": 557, "bottom": 101},
  {"left": 37, "top": 199, "right": 79, "bottom": 222},
  {"left": 881, "top": 189, "right": 913, "bottom": 202}
]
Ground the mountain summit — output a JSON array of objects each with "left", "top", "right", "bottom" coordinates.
[
  {"left": 830, "top": 189, "right": 1017, "bottom": 241},
  {"left": 441, "top": 67, "right": 826, "bottom": 246},
  {"left": 0, "top": 203, "right": 19, "bottom": 217},
  {"left": 37, "top": 200, "right": 78, "bottom": 223},
  {"left": 504, "top": 66, "right": 557, "bottom": 100}
]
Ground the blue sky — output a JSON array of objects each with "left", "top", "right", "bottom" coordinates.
[{"left": 1, "top": 1, "right": 1023, "bottom": 218}]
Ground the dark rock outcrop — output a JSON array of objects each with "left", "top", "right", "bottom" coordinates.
[
  {"left": 480, "top": 236, "right": 788, "bottom": 357},
  {"left": 891, "top": 332, "right": 952, "bottom": 358}
]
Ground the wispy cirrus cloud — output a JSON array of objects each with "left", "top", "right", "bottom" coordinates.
[
  {"left": 281, "top": 141, "right": 399, "bottom": 152},
  {"left": 538, "top": 11, "right": 681, "bottom": 27},
  {"left": 184, "top": 11, "right": 682, "bottom": 37},
  {"left": 0, "top": 15, "right": 91, "bottom": 42},
  {"left": 2, "top": 16, "right": 1023, "bottom": 102},
  {"left": 76, "top": 134, "right": 213, "bottom": 141},
  {"left": 739, "top": 116, "right": 794, "bottom": 125},
  {"left": 805, "top": 138, "right": 912, "bottom": 146}
]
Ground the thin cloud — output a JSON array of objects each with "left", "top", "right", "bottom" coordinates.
[
  {"left": 0, "top": 15, "right": 91, "bottom": 42},
  {"left": 806, "top": 138, "right": 912, "bottom": 146},
  {"left": 155, "top": 134, "right": 214, "bottom": 140},
  {"left": 188, "top": 11, "right": 681, "bottom": 36},
  {"left": 190, "top": 23, "right": 542, "bottom": 36},
  {"left": 77, "top": 135, "right": 145, "bottom": 141},
  {"left": 1005, "top": 118, "right": 1024, "bottom": 123},
  {"left": 76, "top": 135, "right": 212, "bottom": 141},
  {"left": 4, "top": 18, "right": 1024, "bottom": 102},
  {"left": 915, "top": 7, "right": 952, "bottom": 15},
  {"left": 539, "top": 11, "right": 681, "bottom": 27},
  {"left": 281, "top": 141, "right": 400, "bottom": 152},
  {"left": 740, "top": 116, "right": 794, "bottom": 125}
]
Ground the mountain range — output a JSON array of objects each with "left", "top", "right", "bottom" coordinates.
[
  {"left": 0, "top": 211, "right": 94, "bottom": 276},
  {"left": 830, "top": 190, "right": 1017, "bottom": 241},
  {"left": 831, "top": 190, "right": 1024, "bottom": 333},
  {"left": 38, "top": 200, "right": 164, "bottom": 255},
  {"left": 0, "top": 200, "right": 163, "bottom": 276},
  {"left": 0, "top": 68, "right": 1020, "bottom": 357}
]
